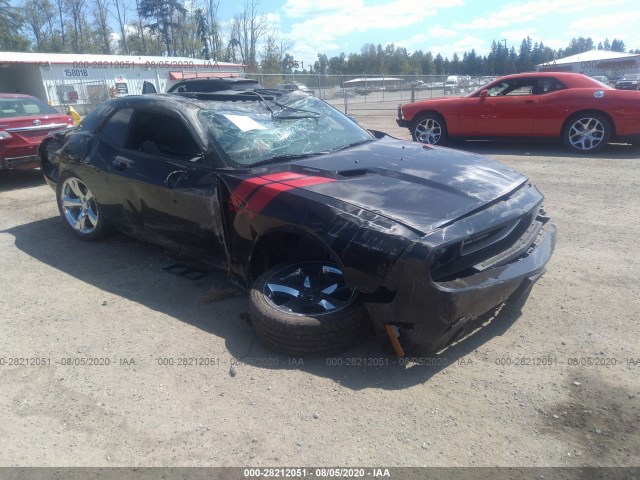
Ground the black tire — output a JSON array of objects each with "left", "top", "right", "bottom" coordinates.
[
  {"left": 562, "top": 112, "right": 611, "bottom": 154},
  {"left": 56, "top": 172, "right": 112, "bottom": 241},
  {"left": 411, "top": 113, "right": 448, "bottom": 146},
  {"left": 249, "top": 262, "right": 371, "bottom": 355}
]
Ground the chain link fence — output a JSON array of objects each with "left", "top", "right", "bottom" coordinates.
[
  {"left": 245, "top": 74, "right": 499, "bottom": 115},
  {"left": 47, "top": 78, "right": 112, "bottom": 114},
  {"left": 45, "top": 73, "right": 499, "bottom": 116}
]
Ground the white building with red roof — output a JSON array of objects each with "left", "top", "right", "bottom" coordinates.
[{"left": 0, "top": 52, "right": 245, "bottom": 112}]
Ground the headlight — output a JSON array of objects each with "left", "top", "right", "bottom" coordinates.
[
  {"left": 431, "top": 244, "right": 458, "bottom": 266},
  {"left": 0, "top": 130, "right": 13, "bottom": 140}
]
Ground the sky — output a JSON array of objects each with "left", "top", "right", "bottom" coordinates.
[{"left": 216, "top": 0, "right": 640, "bottom": 68}]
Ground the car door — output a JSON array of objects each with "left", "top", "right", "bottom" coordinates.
[
  {"left": 460, "top": 78, "right": 539, "bottom": 136},
  {"left": 530, "top": 77, "right": 569, "bottom": 136},
  {"left": 97, "top": 106, "right": 227, "bottom": 266}
]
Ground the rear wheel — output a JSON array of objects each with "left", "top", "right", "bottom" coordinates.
[
  {"left": 563, "top": 113, "right": 611, "bottom": 153},
  {"left": 411, "top": 114, "right": 448, "bottom": 145},
  {"left": 249, "top": 262, "right": 370, "bottom": 355},
  {"left": 56, "top": 173, "right": 111, "bottom": 241}
]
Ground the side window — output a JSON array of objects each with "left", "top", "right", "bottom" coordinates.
[
  {"left": 488, "top": 80, "right": 536, "bottom": 96},
  {"left": 538, "top": 78, "right": 565, "bottom": 94},
  {"left": 126, "top": 111, "right": 202, "bottom": 160},
  {"left": 488, "top": 82, "right": 508, "bottom": 96},
  {"left": 100, "top": 108, "right": 133, "bottom": 147},
  {"left": 504, "top": 82, "right": 534, "bottom": 96}
]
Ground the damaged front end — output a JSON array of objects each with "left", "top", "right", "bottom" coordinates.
[{"left": 366, "top": 182, "right": 556, "bottom": 354}]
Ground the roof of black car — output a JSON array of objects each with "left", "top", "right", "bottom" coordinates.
[
  {"left": 84, "top": 90, "right": 306, "bottom": 125},
  {"left": 108, "top": 91, "right": 297, "bottom": 111}
]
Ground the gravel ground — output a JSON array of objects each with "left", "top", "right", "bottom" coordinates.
[{"left": 0, "top": 110, "right": 639, "bottom": 468}]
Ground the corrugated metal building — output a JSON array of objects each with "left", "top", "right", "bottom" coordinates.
[
  {"left": 535, "top": 49, "right": 640, "bottom": 79},
  {"left": 0, "top": 52, "right": 244, "bottom": 112}
]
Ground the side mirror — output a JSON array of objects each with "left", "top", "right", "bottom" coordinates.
[{"left": 479, "top": 89, "right": 488, "bottom": 97}]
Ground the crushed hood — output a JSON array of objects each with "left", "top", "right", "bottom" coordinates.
[{"left": 289, "top": 137, "right": 527, "bottom": 234}]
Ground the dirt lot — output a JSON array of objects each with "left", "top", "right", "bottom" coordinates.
[{"left": 0, "top": 110, "right": 639, "bottom": 469}]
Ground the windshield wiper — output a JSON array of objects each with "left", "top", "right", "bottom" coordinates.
[
  {"left": 272, "top": 100, "right": 321, "bottom": 118},
  {"left": 250, "top": 152, "right": 328, "bottom": 167},
  {"left": 332, "top": 139, "right": 375, "bottom": 152},
  {"left": 233, "top": 90, "right": 276, "bottom": 118},
  {"left": 273, "top": 111, "right": 320, "bottom": 120}
]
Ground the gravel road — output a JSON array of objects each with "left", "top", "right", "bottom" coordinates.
[{"left": 0, "top": 111, "right": 638, "bottom": 468}]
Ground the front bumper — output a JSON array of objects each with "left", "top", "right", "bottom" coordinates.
[
  {"left": 396, "top": 105, "right": 410, "bottom": 128},
  {"left": 367, "top": 185, "right": 556, "bottom": 353}
]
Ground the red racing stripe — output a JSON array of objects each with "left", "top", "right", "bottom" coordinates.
[
  {"left": 245, "top": 182, "right": 296, "bottom": 212},
  {"left": 233, "top": 173, "right": 337, "bottom": 213},
  {"left": 281, "top": 176, "right": 336, "bottom": 188},
  {"left": 245, "top": 175, "right": 336, "bottom": 212},
  {"left": 260, "top": 172, "right": 307, "bottom": 182},
  {"left": 230, "top": 172, "right": 307, "bottom": 208},
  {"left": 230, "top": 176, "right": 272, "bottom": 208}
]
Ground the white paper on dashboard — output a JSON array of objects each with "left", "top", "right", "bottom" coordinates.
[{"left": 223, "top": 114, "right": 266, "bottom": 132}]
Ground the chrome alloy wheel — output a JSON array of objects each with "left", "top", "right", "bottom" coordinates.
[
  {"left": 568, "top": 117, "right": 606, "bottom": 151},
  {"left": 415, "top": 117, "right": 442, "bottom": 144},
  {"left": 263, "top": 263, "right": 357, "bottom": 316},
  {"left": 60, "top": 177, "right": 99, "bottom": 234}
]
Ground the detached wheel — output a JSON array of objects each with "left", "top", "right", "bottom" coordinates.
[
  {"left": 412, "top": 114, "right": 447, "bottom": 145},
  {"left": 56, "top": 173, "right": 111, "bottom": 241},
  {"left": 563, "top": 113, "right": 611, "bottom": 153},
  {"left": 249, "top": 262, "right": 370, "bottom": 355}
]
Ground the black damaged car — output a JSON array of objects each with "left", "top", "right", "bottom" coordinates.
[{"left": 39, "top": 91, "right": 556, "bottom": 355}]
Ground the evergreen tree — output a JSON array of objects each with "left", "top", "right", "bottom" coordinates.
[
  {"left": 195, "top": 8, "right": 209, "bottom": 59},
  {"left": 138, "top": 0, "right": 187, "bottom": 56},
  {"left": 611, "top": 39, "right": 625, "bottom": 52}
]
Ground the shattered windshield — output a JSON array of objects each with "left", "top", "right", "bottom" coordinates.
[{"left": 198, "top": 94, "right": 373, "bottom": 166}]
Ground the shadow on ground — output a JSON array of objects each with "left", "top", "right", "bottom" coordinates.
[
  {"left": 4, "top": 216, "right": 529, "bottom": 390},
  {"left": 0, "top": 168, "right": 45, "bottom": 192},
  {"left": 540, "top": 374, "right": 640, "bottom": 465}
]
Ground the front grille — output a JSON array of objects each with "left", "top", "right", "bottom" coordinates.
[
  {"left": 472, "top": 220, "right": 543, "bottom": 271},
  {"left": 430, "top": 208, "right": 543, "bottom": 282},
  {"left": 460, "top": 218, "right": 519, "bottom": 256}
]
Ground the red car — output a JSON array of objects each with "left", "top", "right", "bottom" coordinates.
[
  {"left": 397, "top": 72, "right": 640, "bottom": 153},
  {"left": 0, "top": 94, "right": 74, "bottom": 169}
]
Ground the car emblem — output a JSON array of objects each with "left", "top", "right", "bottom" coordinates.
[
  {"left": 594, "top": 91, "right": 604, "bottom": 98},
  {"left": 33, "top": 119, "right": 41, "bottom": 126}
]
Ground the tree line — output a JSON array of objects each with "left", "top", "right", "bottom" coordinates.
[
  {"left": 0, "top": 0, "right": 275, "bottom": 70},
  {"left": 315, "top": 37, "right": 638, "bottom": 77},
  {"left": 0, "top": 0, "right": 638, "bottom": 76}
]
